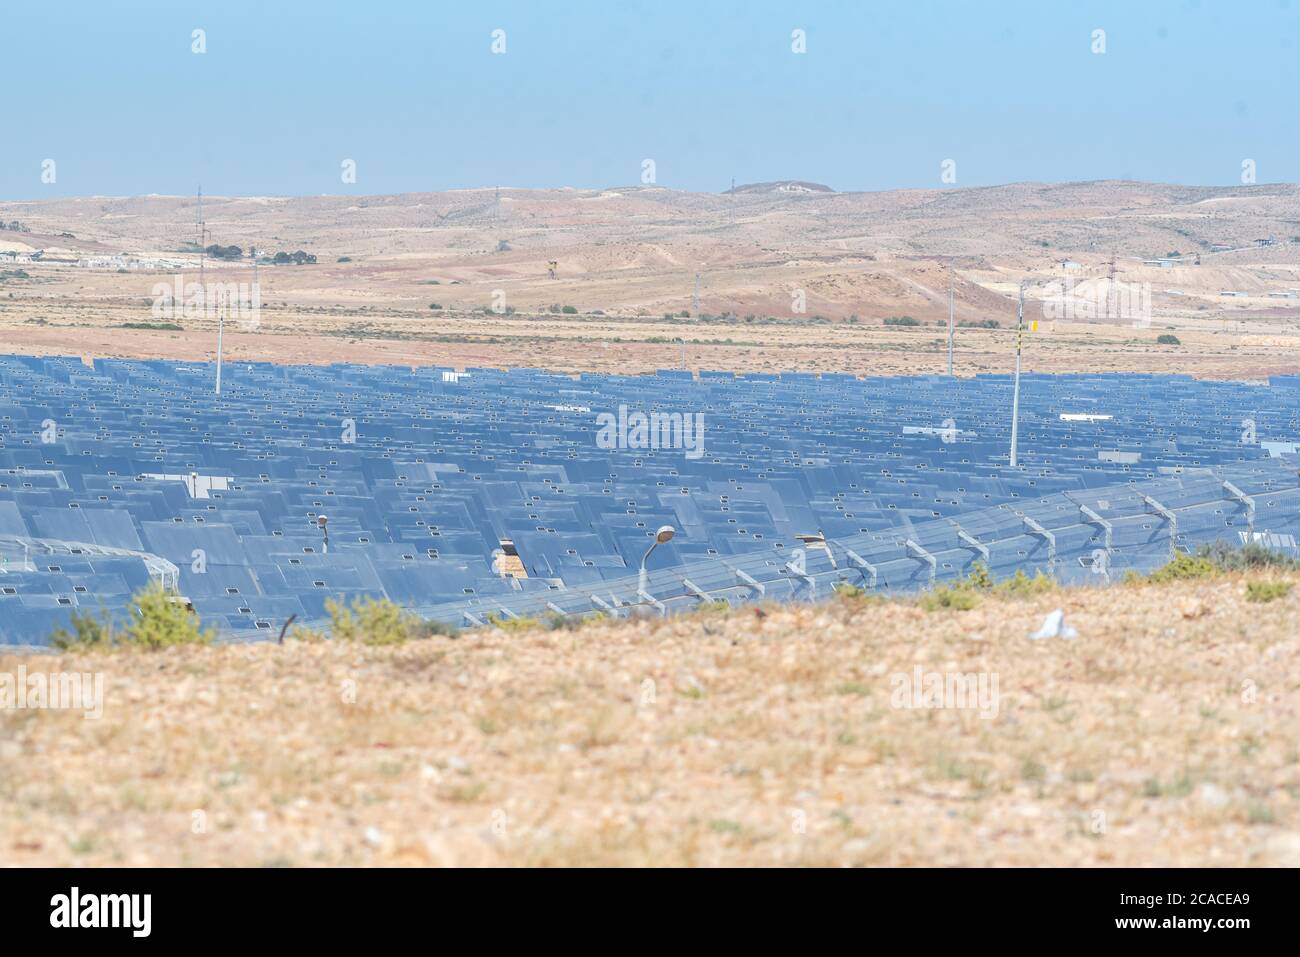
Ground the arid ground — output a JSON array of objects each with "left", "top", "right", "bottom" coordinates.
[
  {"left": 3, "top": 182, "right": 1299, "bottom": 867},
  {"left": 3, "top": 181, "right": 1300, "bottom": 378},
  {"left": 3, "top": 573, "right": 1297, "bottom": 867}
]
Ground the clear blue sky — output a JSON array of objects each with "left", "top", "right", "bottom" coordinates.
[{"left": 2, "top": 0, "right": 1296, "bottom": 198}]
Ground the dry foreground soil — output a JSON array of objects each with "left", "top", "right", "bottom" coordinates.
[{"left": 2, "top": 575, "right": 1298, "bottom": 867}]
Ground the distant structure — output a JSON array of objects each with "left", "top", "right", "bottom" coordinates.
[
  {"left": 725, "top": 180, "right": 834, "bottom": 195},
  {"left": 197, "top": 186, "right": 208, "bottom": 308}
]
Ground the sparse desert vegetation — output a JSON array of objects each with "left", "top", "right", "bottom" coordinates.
[
  {"left": 3, "top": 182, "right": 1300, "bottom": 379},
  {"left": 4, "top": 557, "right": 1298, "bottom": 867}
]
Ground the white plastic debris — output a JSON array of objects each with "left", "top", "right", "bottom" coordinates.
[{"left": 1029, "top": 609, "right": 1077, "bottom": 640}]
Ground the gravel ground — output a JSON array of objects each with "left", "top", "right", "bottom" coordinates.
[{"left": 2, "top": 574, "right": 1298, "bottom": 867}]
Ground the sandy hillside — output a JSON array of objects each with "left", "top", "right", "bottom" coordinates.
[{"left": 3, "top": 181, "right": 1300, "bottom": 378}]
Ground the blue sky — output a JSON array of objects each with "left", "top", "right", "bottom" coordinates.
[{"left": 2, "top": 0, "right": 1296, "bottom": 198}]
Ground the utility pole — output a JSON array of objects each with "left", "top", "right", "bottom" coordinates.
[
  {"left": 215, "top": 290, "right": 225, "bottom": 397},
  {"left": 947, "top": 268, "right": 955, "bottom": 376},
  {"left": 1009, "top": 281, "right": 1024, "bottom": 468},
  {"left": 1107, "top": 250, "right": 1117, "bottom": 321}
]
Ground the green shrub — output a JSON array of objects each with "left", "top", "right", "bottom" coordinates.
[
  {"left": 995, "top": 569, "right": 1056, "bottom": 597},
  {"left": 122, "top": 584, "right": 215, "bottom": 648},
  {"left": 1198, "top": 541, "right": 1300, "bottom": 572},
  {"left": 327, "top": 596, "right": 457, "bottom": 645},
  {"left": 1147, "top": 551, "right": 1217, "bottom": 583},
  {"left": 694, "top": 599, "right": 732, "bottom": 613},
  {"left": 914, "top": 562, "right": 1053, "bottom": 609},
  {"left": 48, "top": 579, "right": 218, "bottom": 647},
  {"left": 49, "top": 607, "right": 116, "bottom": 650},
  {"left": 919, "top": 585, "right": 979, "bottom": 611},
  {"left": 1144, "top": 543, "right": 1300, "bottom": 586},
  {"left": 964, "top": 562, "right": 995, "bottom": 590},
  {"left": 1246, "top": 581, "right": 1291, "bottom": 604},
  {"left": 561, "top": 305, "right": 578, "bottom": 314},
  {"left": 544, "top": 611, "right": 588, "bottom": 631},
  {"left": 1156, "top": 334, "right": 1181, "bottom": 345},
  {"left": 49, "top": 585, "right": 214, "bottom": 649},
  {"left": 486, "top": 612, "right": 543, "bottom": 633},
  {"left": 883, "top": 315, "right": 920, "bottom": 326}
]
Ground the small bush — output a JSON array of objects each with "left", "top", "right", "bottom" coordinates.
[
  {"left": 123, "top": 585, "right": 215, "bottom": 648},
  {"left": 1143, "top": 543, "right": 1300, "bottom": 586},
  {"left": 883, "top": 315, "right": 920, "bottom": 327},
  {"left": 1246, "top": 581, "right": 1291, "bottom": 604},
  {"left": 1156, "top": 334, "right": 1181, "bottom": 345},
  {"left": 561, "top": 305, "right": 578, "bottom": 314},
  {"left": 995, "top": 569, "right": 1056, "bottom": 597},
  {"left": 487, "top": 612, "right": 543, "bottom": 633},
  {"left": 327, "top": 596, "right": 457, "bottom": 645},
  {"left": 50, "top": 585, "right": 213, "bottom": 650},
  {"left": 1147, "top": 552, "right": 1217, "bottom": 583},
  {"left": 920, "top": 585, "right": 979, "bottom": 611},
  {"left": 833, "top": 581, "right": 872, "bottom": 600},
  {"left": 693, "top": 599, "right": 732, "bottom": 613},
  {"left": 964, "top": 562, "right": 995, "bottom": 590},
  {"left": 49, "top": 608, "right": 116, "bottom": 650},
  {"left": 429, "top": 303, "right": 443, "bottom": 310},
  {"left": 544, "top": 611, "right": 590, "bottom": 631},
  {"left": 1198, "top": 541, "right": 1300, "bottom": 572}
]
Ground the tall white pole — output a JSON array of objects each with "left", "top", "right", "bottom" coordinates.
[
  {"left": 215, "top": 291, "right": 225, "bottom": 397},
  {"left": 947, "top": 269, "right": 955, "bottom": 376},
  {"left": 1009, "top": 281, "right": 1024, "bottom": 468}
]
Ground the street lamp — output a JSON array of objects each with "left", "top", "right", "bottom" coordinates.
[
  {"left": 317, "top": 514, "right": 329, "bottom": 554},
  {"left": 638, "top": 525, "right": 675, "bottom": 594}
]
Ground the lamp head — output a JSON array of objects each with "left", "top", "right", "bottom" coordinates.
[{"left": 654, "top": 525, "right": 676, "bottom": 545}]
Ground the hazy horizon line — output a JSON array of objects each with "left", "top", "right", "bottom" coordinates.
[{"left": 4, "top": 178, "right": 1299, "bottom": 205}]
